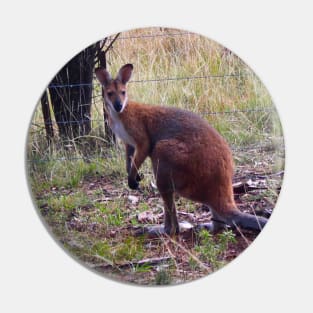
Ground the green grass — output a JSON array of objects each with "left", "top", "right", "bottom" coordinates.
[
  {"left": 28, "top": 158, "right": 104, "bottom": 193},
  {"left": 46, "top": 192, "right": 92, "bottom": 211},
  {"left": 194, "top": 229, "right": 237, "bottom": 270},
  {"left": 92, "top": 236, "right": 145, "bottom": 264}
]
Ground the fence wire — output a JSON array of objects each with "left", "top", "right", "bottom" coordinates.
[
  {"left": 31, "top": 107, "right": 274, "bottom": 127},
  {"left": 106, "top": 31, "right": 195, "bottom": 41},
  {"left": 48, "top": 73, "right": 251, "bottom": 89}
]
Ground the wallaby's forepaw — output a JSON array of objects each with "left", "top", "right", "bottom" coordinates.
[
  {"left": 136, "top": 172, "right": 144, "bottom": 182},
  {"left": 128, "top": 176, "right": 139, "bottom": 190}
]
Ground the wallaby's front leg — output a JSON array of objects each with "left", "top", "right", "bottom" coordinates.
[
  {"left": 126, "top": 144, "right": 142, "bottom": 185},
  {"left": 125, "top": 144, "right": 135, "bottom": 175},
  {"left": 128, "top": 144, "right": 148, "bottom": 190}
]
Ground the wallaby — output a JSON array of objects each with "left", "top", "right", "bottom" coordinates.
[{"left": 95, "top": 64, "right": 268, "bottom": 235}]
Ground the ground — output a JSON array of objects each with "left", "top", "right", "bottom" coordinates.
[{"left": 34, "top": 146, "right": 283, "bottom": 285}]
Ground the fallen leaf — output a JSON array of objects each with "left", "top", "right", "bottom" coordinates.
[
  {"left": 137, "top": 211, "right": 159, "bottom": 223},
  {"left": 128, "top": 195, "right": 139, "bottom": 205},
  {"left": 150, "top": 181, "right": 157, "bottom": 189}
]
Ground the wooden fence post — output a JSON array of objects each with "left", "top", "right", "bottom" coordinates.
[{"left": 40, "top": 89, "right": 54, "bottom": 143}]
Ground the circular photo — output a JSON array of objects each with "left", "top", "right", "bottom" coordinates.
[{"left": 26, "top": 27, "right": 284, "bottom": 285}]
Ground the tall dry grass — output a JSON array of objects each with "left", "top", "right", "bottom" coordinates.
[{"left": 28, "top": 27, "right": 284, "bottom": 168}]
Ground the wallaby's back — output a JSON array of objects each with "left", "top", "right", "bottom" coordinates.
[{"left": 121, "top": 101, "right": 236, "bottom": 213}]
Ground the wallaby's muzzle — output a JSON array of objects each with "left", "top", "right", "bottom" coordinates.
[{"left": 113, "top": 99, "right": 123, "bottom": 112}]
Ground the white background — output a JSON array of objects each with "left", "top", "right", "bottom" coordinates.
[{"left": 1, "top": 1, "right": 312, "bottom": 312}]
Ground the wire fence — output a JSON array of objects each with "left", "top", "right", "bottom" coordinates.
[
  {"left": 27, "top": 141, "right": 284, "bottom": 164},
  {"left": 28, "top": 30, "right": 282, "bottom": 164}
]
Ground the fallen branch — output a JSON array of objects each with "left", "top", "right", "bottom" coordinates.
[
  {"left": 178, "top": 211, "right": 196, "bottom": 221},
  {"left": 233, "top": 179, "right": 267, "bottom": 194},
  {"left": 91, "top": 256, "right": 173, "bottom": 270}
]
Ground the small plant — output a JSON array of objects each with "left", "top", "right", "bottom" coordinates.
[
  {"left": 137, "top": 202, "right": 150, "bottom": 212},
  {"left": 130, "top": 217, "right": 139, "bottom": 226},
  {"left": 92, "top": 240, "right": 112, "bottom": 262},
  {"left": 92, "top": 237, "right": 145, "bottom": 265},
  {"left": 106, "top": 207, "right": 124, "bottom": 226},
  {"left": 95, "top": 200, "right": 128, "bottom": 227},
  {"left": 46, "top": 192, "right": 91, "bottom": 211},
  {"left": 188, "top": 256, "right": 200, "bottom": 271},
  {"left": 94, "top": 188, "right": 104, "bottom": 197},
  {"left": 134, "top": 263, "right": 153, "bottom": 273},
  {"left": 94, "top": 202, "right": 108, "bottom": 213},
  {"left": 155, "top": 267, "right": 172, "bottom": 285},
  {"left": 114, "top": 237, "right": 145, "bottom": 262},
  {"left": 194, "top": 229, "right": 236, "bottom": 271}
]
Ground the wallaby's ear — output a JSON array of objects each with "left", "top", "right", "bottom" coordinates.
[
  {"left": 95, "top": 67, "right": 111, "bottom": 86},
  {"left": 117, "top": 64, "right": 133, "bottom": 84}
]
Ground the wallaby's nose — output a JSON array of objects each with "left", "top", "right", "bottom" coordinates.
[{"left": 114, "top": 99, "right": 123, "bottom": 112}]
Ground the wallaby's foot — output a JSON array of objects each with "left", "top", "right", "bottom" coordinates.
[
  {"left": 143, "top": 225, "right": 169, "bottom": 236},
  {"left": 229, "top": 211, "right": 268, "bottom": 231},
  {"left": 134, "top": 221, "right": 193, "bottom": 237},
  {"left": 195, "top": 212, "right": 267, "bottom": 233},
  {"left": 134, "top": 225, "right": 175, "bottom": 237},
  {"left": 195, "top": 220, "right": 228, "bottom": 233}
]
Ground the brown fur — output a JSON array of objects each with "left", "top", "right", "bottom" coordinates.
[{"left": 96, "top": 64, "right": 267, "bottom": 235}]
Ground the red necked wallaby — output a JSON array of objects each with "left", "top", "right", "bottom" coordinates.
[{"left": 95, "top": 64, "right": 268, "bottom": 235}]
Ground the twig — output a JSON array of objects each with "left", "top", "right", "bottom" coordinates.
[
  {"left": 178, "top": 211, "right": 196, "bottom": 221},
  {"left": 95, "top": 38, "right": 108, "bottom": 59},
  {"left": 92, "top": 253, "right": 114, "bottom": 266},
  {"left": 103, "top": 33, "right": 121, "bottom": 54},
  {"left": 232, "top": 222, "right": 250, "bottom": 247},
  {"left": 162, "top": 238, "right": 179, "bottom": 269},
  {"left": 165, "top": 235, "right": 211, "bottom": 273}
]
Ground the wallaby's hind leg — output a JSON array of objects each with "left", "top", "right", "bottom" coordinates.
[
  {"left": 197, "top": 209, "right": 267, "bottom": 233},
  {"left": 201, "top": 208, "right": 268, "bottom": 232},
  {"left": 162, "top": 191, "right": 179, "bottom": 235},
  {"left": 196, "top": 176, "right": 268, "bottom": 233}
]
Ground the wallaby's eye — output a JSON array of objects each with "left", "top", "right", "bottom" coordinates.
[
  {"left": 121, "top": 91, "right": 126, "bottom": 96},
  {"left": 107, "top": 91, "right": 114, "bottom": 97}
]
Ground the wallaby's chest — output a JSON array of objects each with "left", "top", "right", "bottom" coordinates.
[{"left": 108, "top": 111, "right": 135, "bottom": 146}]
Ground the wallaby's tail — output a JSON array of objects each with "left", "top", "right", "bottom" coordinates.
[{"left": 231, "top": 211, "right": 268, "bottom": 231}]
